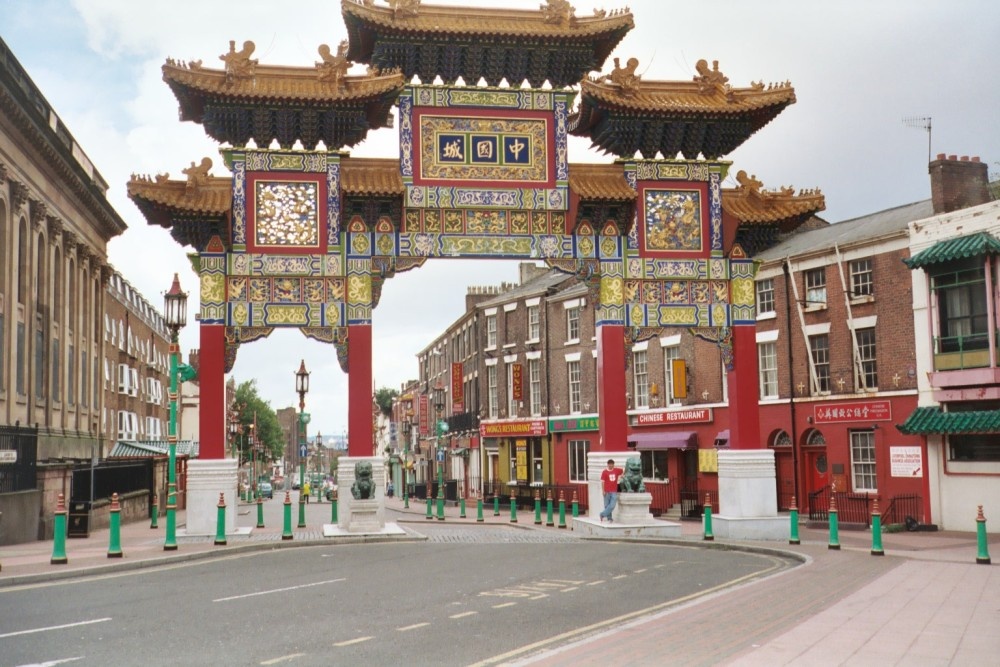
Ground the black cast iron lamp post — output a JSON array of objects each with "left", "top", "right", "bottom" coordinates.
[{"left": 163, "top": 273, "right": 187, "bottom": 551}]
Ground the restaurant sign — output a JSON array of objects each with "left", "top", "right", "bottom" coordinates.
[
  {"left": 633, "top": 408, "right": 712, "bottom": 426},
  {"left": 480, "top": 419, "right": 548, "bottom": 437}
]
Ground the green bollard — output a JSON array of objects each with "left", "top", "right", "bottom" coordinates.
[
  {"left": 534, "top": 490, "right": 542, "bottom": 525},
  {"left": 545, "top": 490, "right": 554, "bottom": 527},
  {"left": 976, "top": 505, "right": 991, "bottom": 564},
  {"left": 476, "top": 496, "right": 484, "bottom": 522},
  {"left": 256, "top": 495, "right": 265, "bottom": 529},
  {"left": 282, "top": 491, "right": 294, "bottom": 540},
  {"left": 215, "top": 493, "right": 228, "bottom": 546},
  {"left": 331, "top": 491, "right": 338, "bottom": 524},
  {"left": 297, "top": 493, "right": 307, "bottom": 529},
  {"left": 493, "top": 494, "right": 500, "bottom": 517},
  {"left": 426, "top": 491, "right": 434, "bottom": 520},
  {"left": 460, "top": 496, "right": 467, "bottom": 519},
  {"left": 150, "top": 492, "right": 159, "bottom": 529},
  {"left": 703, "top": 493, "right": 714, "bottom": 541},
  {"left": 789, "top": 495, "right": 800, "bottom": 545},
  {"left": 51, "top": 493, "right": 68, "bottom": 565},
  {"left": 558, "top": 491, "right": 567, "bottom": 529},
  {"left": 828, "top": 492, "right": 841, "bottom": 550},
  {"left": 870, "top": 499, "right": 884, "bottom": 556},
  {"left": 108, "top": 493, "right": 123, "bottom": 558},
  {"left": 510, "top": 492, "right": 518, "bottom": 523}
]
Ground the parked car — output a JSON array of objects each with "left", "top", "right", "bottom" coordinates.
[{"left": 257, "top": 482, "right": 273, "bottom": 499}]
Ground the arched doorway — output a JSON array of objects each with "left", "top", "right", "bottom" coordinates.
[{"left": 769, "top": 429, "right": 794, "bottom": 509}]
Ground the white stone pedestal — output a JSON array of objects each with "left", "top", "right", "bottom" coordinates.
[
  {"left": 585, "top": 450, "right": 633, "bottom": 520},
  {"left": 321, "top": 456, "right": 404, "bottom": 537},
  {"left": 573, "top": 491, "right": 682, "bottom": 537},
  {"left": 182, "top": 458, "right": 241, "bottom": 536},
  {"left": 713, "top": 449, "right": 787, "bottom": 540}
]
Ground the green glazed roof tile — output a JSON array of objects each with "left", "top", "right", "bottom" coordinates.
[
  {"left": 904, "top": 232, "right": 1000, "bottom": 269},
  {"left": 897, "top": 406, "right": 1000, "bottom": 434}
]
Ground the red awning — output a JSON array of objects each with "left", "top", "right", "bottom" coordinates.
[{"left": 628, "top": 431, "right": 697, "bottom": 450}]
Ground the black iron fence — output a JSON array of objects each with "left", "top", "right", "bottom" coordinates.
[
  {"left": 807, "top": 487, "right": 923, "bottom": 528},
  {"left": 880, "top": 494, "right": 924, "bottom": 527},
  {"left": 0, "top": 423, "right": 37, "bottom": 493},
  {"left": 72, "top": 459, "right": 154, "bottom": 504}
]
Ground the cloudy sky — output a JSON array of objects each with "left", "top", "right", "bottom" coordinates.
[{"left": 3, "top": 0, "right": 998, "bottom": 439}]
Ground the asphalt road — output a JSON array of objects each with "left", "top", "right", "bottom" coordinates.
[{"left": 0, "top": 527, "right": 794, "bottom": 667}]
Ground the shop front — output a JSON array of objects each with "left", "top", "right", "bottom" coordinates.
[
  {"left": 628, "top": 408, "right": 722, "bottom": 516},
  {"left": 479, "top": 419, "right": 548, "bottom": 506}
]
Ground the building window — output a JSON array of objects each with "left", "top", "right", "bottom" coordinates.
[
  {"left": 805, "top": 268, "right": 826, "bottom": 306},
  {"left": 949, "top": 434, "right": 1000, "bottom": 461},
  {"left": 81, "top": 351, "right": 88, "bottom": 407},
  {"left": 568, "top": 360, "right": 582, "bottom": 413},
  {"left": 487, "top": 365, "right": 498, "bottom": 419},
  {"left": 850, "top": 258, "right": 873, "bottom": 297},
  {"left": 638, "top": 450, "right": 668, "bottom": 481},
  {"left": 527, "top": 304, "right": 540, "bottom": 341},
  {"left": 849, "top": 430, "right": 877, "bottom": 492},
  {"left": 35, "top": 327, "right": 44, "bottom": 399},
  {"left": 932, "top": 265, "right": 989, "bottom": 353},
  {"left": 758, "top": 342, "right": 778, "bottom": 399},
  {"left": 67, "top": 344, "right": 75, "bottom": 406},
  {"left": 569, "top": 440, "right": 590, "bottom": 482},
  {"left": 810, "top": 334, "right": 830, "bottom": 394},
  {"left": 16, "top": 322, "right": 25, "bottom": 395},
  {"left": 528, "top": 358, "right": 541, "bottom": 416},
  {"left": 633, "top": 350, "right": 649, "bottom": 408},
  {"left": 486, "top": 314, "right": 497, "bottom": 348},
  {"left": 756, "top": 278, "right": 775, "bottom": 315},
  {"left": 566, "top": 306, "right": 580, "bottom": 343},
  {"left": 51, "top": 338, "right": 60, "bottom": 402},
  {"left": 856, "top": 327, "right": 877, "bottom": 391},
  {"left": 0, "top": 311, "right": 4, "bottom": 386},
  {"left": 772, "top": 430, "right": 792, "bottom": 447}
]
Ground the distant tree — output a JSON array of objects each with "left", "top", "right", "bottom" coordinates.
[
  {"left": 374, "top": 387, "right": 398, "bottom": 417},
  {"left": 232, "top": 380, "right": 284, "bottom": 464}
]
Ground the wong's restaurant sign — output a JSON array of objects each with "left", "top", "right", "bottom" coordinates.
[{"left": 480, "top": 420, "right": 548, "bottom": 438}]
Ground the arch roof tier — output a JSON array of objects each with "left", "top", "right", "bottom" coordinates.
[
  {"left": 341, "top": 0, "right": 634, "bottom": 88},
  {"left": 127, "top": 159, "right": 823, "bottom": 249},
  {"left": 570, "top": 69, "right": 796, "bottom": 159},
  {"left": 162, "top": 56, "right": 405, "bottom": 150}
]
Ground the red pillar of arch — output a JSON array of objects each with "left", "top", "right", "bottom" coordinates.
[
  {"left": 727, "top": 325, "right": 761, "bottom": 449},
  {"left": 198, "top": 323, "right": 226, "bottom": 459},
  {"left": 597, "top": 324, "right": 628, "bottom": 451},
  {"left": 347, "top": 323, "right": 374, "bottom": 457}
]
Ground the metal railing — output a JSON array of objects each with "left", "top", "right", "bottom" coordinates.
[
  {"left": 933, "top": 331, "right": 994, "bottom": 370},
  {"left": 72, "top": 459, "right": 154, "bottom": 504},
  {"left": 880, "top": 494, "right": 924, "bottom": 526},
  {"left": 0, "top": 424, "right": 37, "bottom": 493}
]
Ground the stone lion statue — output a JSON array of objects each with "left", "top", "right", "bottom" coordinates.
[
  {"left": 618, "top": 456, "right": 646, "bottom": 493},
  {"left": 351, "top": 461, "right": 376, "bottom": 500}
]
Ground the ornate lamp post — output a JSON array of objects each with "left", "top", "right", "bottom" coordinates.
[
  {"left": 295, "top": 360, "right": 310, "bottom": 528},
  {"left": 163, "top": 273, "right": 188, "bottom": 551},
  {"left": 433, "top": 380, "right": 447, "bottom": 521},
  {"left": 248, "top": 421, "right": 257, "bottom": 501},
  {"left": 315, "top": 431, "right": 323, "bottom": 501}
]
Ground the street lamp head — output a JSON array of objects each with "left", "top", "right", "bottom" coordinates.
[
  {"left": 163, "top": 273, "right": 188, "bottom": 332},
  {"left": 295, "top": 359, "right": 310, "bottom": 395}
]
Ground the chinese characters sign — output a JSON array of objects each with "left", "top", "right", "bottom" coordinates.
[
  {"left": 813, "top": 401, "right": 891, "bottom": 424},
  {"left": 451, "top": 362, "right": 464, "bottom": 413}
]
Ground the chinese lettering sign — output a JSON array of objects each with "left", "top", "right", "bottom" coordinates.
[
  {"left": 813, "top": 401, "right": 891, "bottom": 424},
  {"left": 451, "top": 362, "right": 464, "bottom": 413}
]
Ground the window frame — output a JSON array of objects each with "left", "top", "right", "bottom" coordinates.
[
  {"left": 528, "top": 358, "right": 542, "bottom": 416},
  {"left": 486, "top": 314, "right": 497, "bottom": 349},
  {"left": 756, "top": 278, "right": 775, "bottom": 316},
  {"left": 568, "top": 440, "right": 590, "bottom": 482},
  {"left": 567, "top": 360, "right": 582, "bottom": 414},
  {"left": 849, "top": 429, "right": 877, "bottom": 492},
  {"left": 805, "top": 268, "right": 827, "bottom": 307},
  {"left": 849, "top": 258, "right": 873, "bottom": 298},
  {"left": 566, "top": 306, "right": 580, "bottom": 343},
  {"left": 487, "top": 365, "right": 498, "bottom": 419},
  {"left": 758, "top": 341, "right": 778, "bottom": 399},
  {"left": 633, "top": 349, "right": 649, "bottom": 408},
  {"left": 809, "top": 334, "right": 831, "bottom": 394},
  {"left": 855, "top": 327, "right": 878, "bottom": 391}
]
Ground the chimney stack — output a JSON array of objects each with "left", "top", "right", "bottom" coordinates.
[{"left": 929, "top": 153, "right": 991, "bottom": 214}]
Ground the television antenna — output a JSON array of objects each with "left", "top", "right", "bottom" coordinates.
[{"left": 902, "top": 116, "right": 932, "bottom": 164}]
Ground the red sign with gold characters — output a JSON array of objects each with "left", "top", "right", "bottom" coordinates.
[
  {"left": 813, "top": 400, "right": 891, "bottom": 424},
  {"left": 419, "top": 394, "right": 429, "bottom": 436},
  {"left": 480, "top": 420, "right": 547, "bottom": 437},
  {"left": 511, "top": 363, "right": 523, "bottom": 401},
  {"left": 634, "top": 408, "right": 712, "bottom": 426},
  {"left": 451, "top": 362, "right": 464, "bottom": 413}
]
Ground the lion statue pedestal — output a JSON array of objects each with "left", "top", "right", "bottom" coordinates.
[
  {"left": 575, "top": 454, "right": 681, "bottom": 538},
  {"left": 322, "top": 456, "right": 401, "bottom": 536}
]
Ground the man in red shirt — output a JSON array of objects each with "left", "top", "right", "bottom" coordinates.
[{"left": 599, "top": 459, "right": 623, "bottom": 523}]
